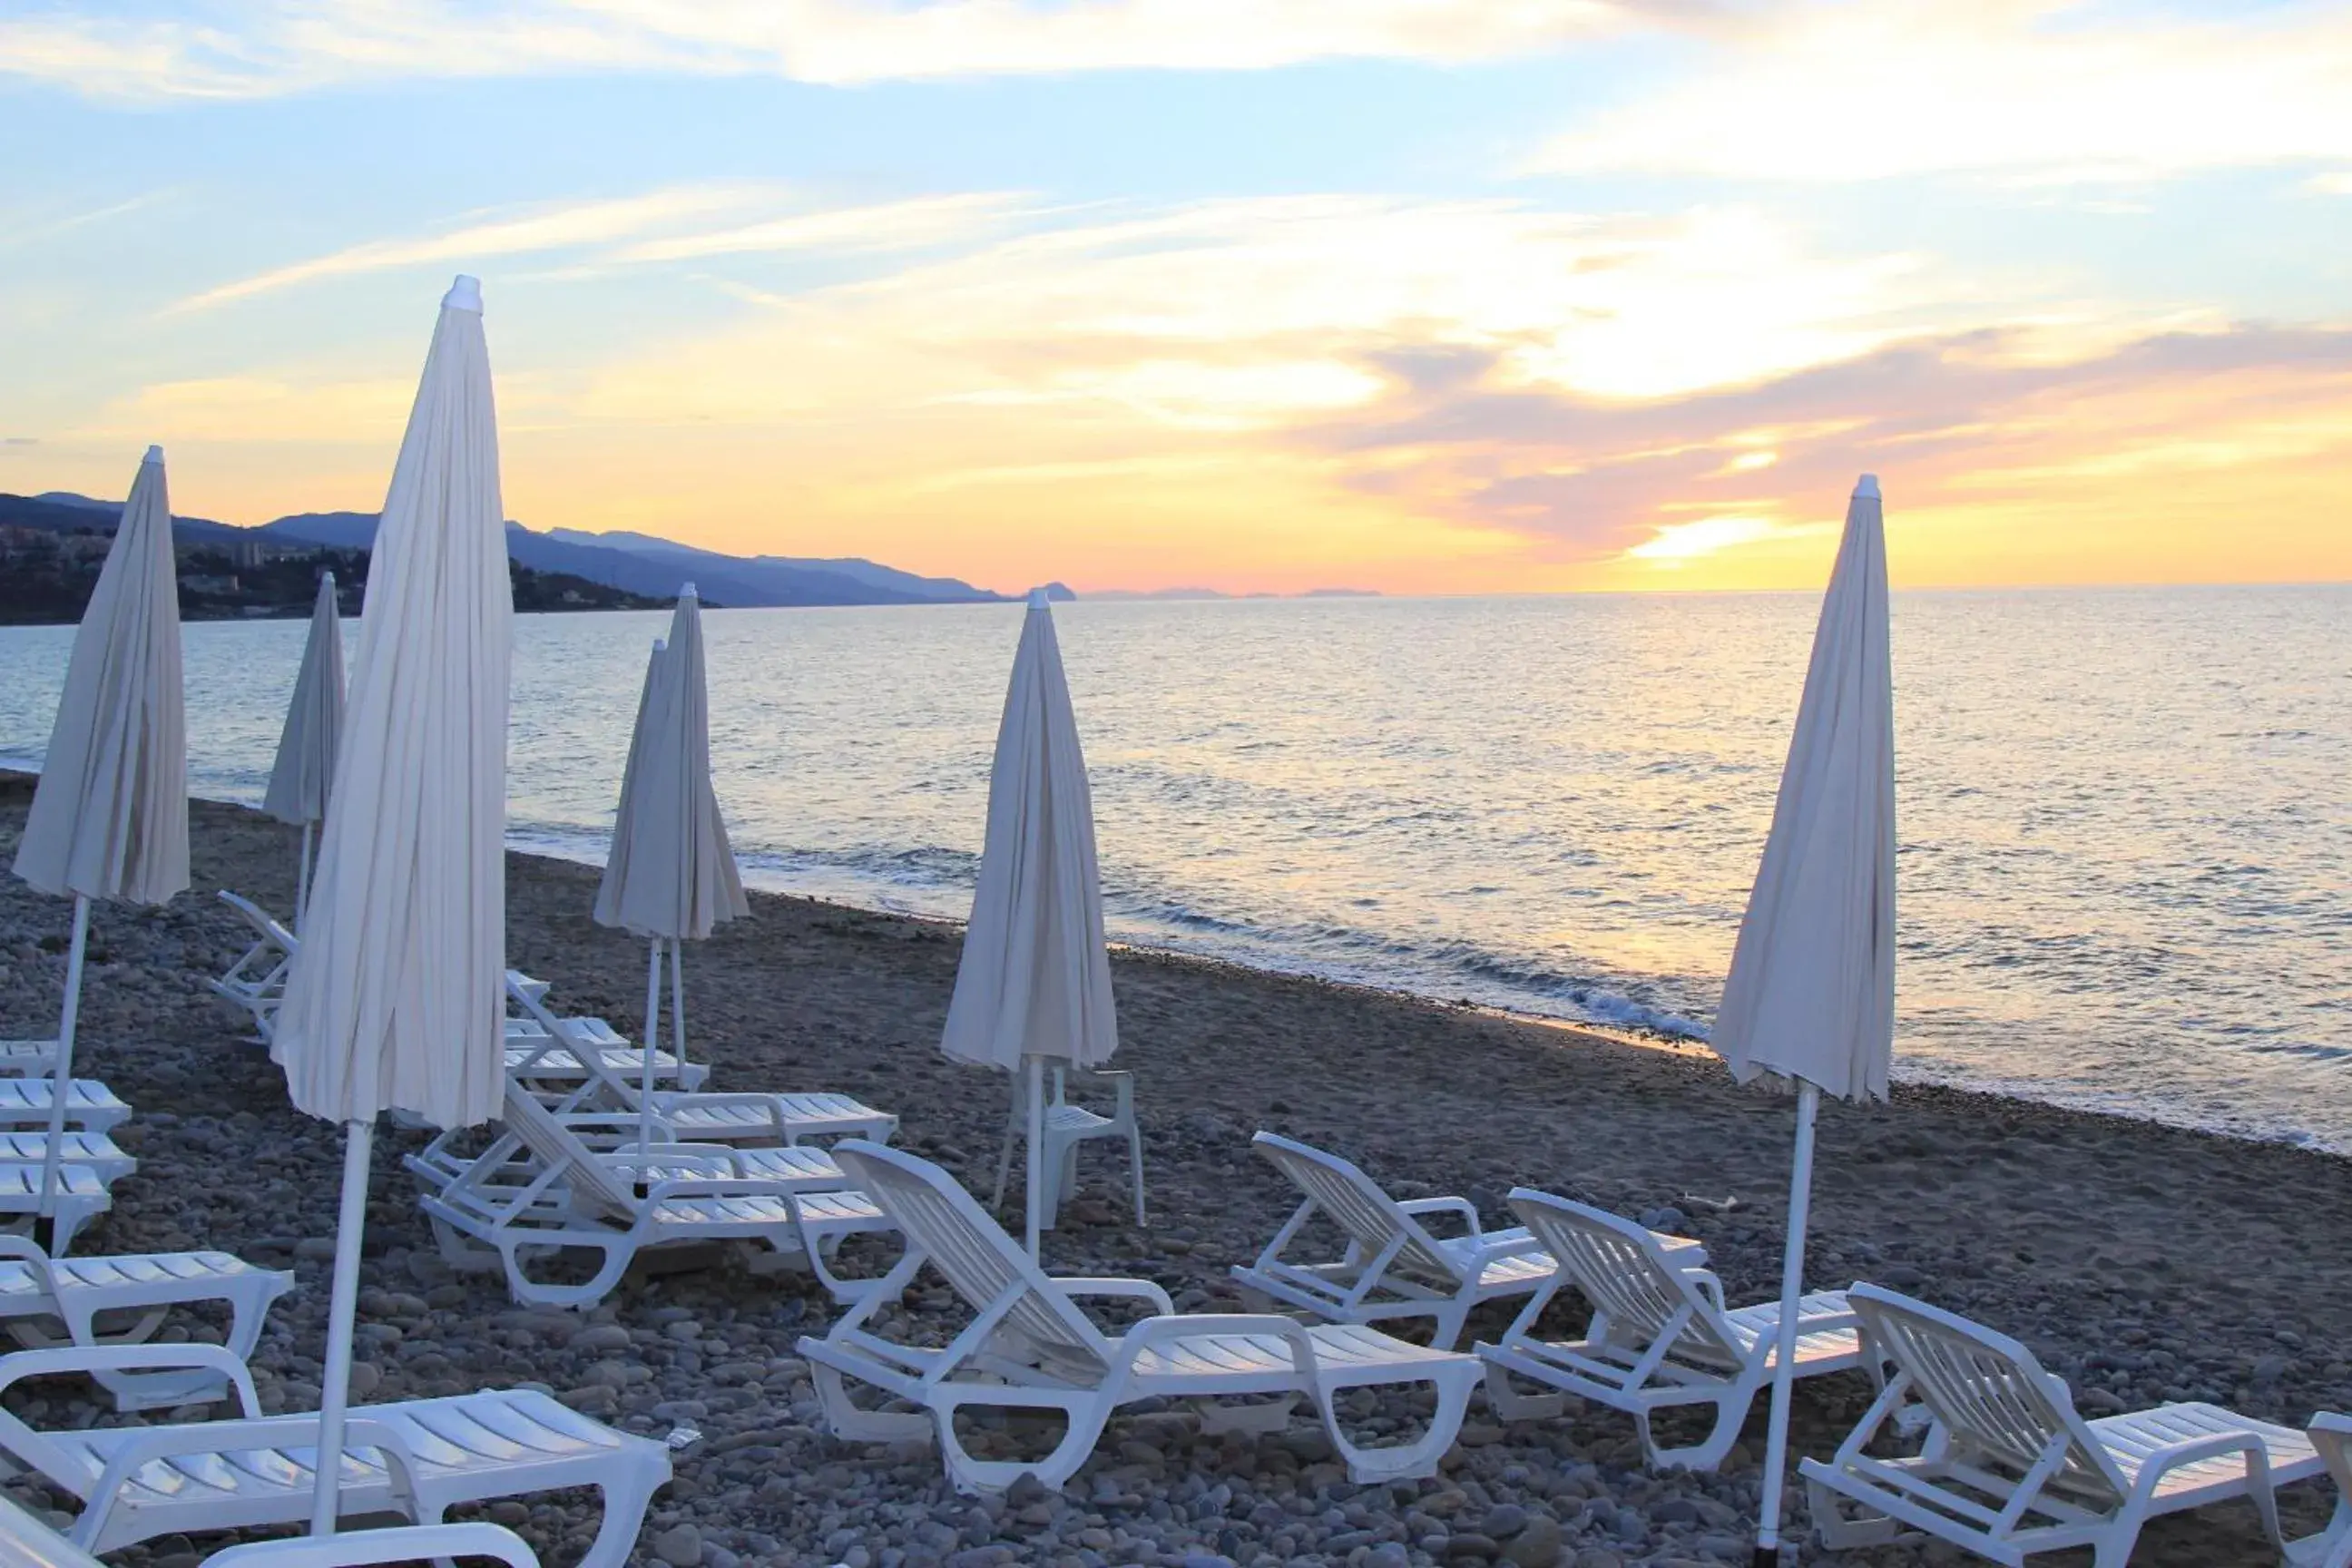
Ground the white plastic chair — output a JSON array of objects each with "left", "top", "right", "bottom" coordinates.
[
  {"left": 0, "top": 1234, "right": 291, "bottom": 1411},
  {"left": 1234, "top": 1133, "right": 1705, "bottom": 1351},
  {"left": 2288, "top": 1413, "right": 2352, "bottom": 1568},
  {"left": 1804, "top": 1284, "right": 2324, "bottom": 1567},
  {"left": 799, "top": 1140, "right": 1480, "bottom": 1494},
  {"left": 0, "top": 1341, "right": 667, "bottom": 1566},
  {"left": 992, "top": 1065, "right": 1142, "bottom": 1228},
  {"left": 1476, "top": 1188, "right": 1864, "bottom": 1469}
]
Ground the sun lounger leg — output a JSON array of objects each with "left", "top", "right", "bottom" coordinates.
[
  {"left": 499, "top": 1240, "right": 633, "bottom": 1309},
  {"left": 573, "top": 1452, "right": 671, "bottom": 1568},
  {"left": 809, "top": 1361, "right": 934, "bottom": 1446},
  {"left": 934, "top": 1391, "right": 1107, "bottom": 1494},
  {"left": 1480, "top": 1359, "right": 1567, "bottom": 1422},
  {"left": 1643, "top": 1390, "right": 1751, "bottom": 1472},
  {"left": 1319, "top": 1367, "right": 1475, "bottom": 1485},
  {"left": 1804, "top": 1474, "right": 1896, "bottom": 1550}
]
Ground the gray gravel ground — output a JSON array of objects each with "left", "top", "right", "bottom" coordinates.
[{"left": 1, "top": 776, "right": 2347, "bottom": 1568}]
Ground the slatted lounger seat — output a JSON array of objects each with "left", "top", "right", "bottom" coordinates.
[
  {"left": 1233, "top": 1132, "right": 1706, "bottom": 1351},
  {"left": 418, "top": 1083, "right": 893, "bottom": 1308},
  {"left": 1804, "top": 1284, "right": 2325, "bottom": 1567},
  {"left": 0, "top": 1490, "right": 543, "bottom": 1568},
  {"left": 0, "top": 1082, "right": 129, "bottom": 1136},
  {"left": 0, "top": 1168, "right": 111, "bottom": 1256},
  {"left": 0, "top": 1343, "right": 668, "bottom": 1567},
  {"left": 0, "top": 1133, "right": 134, "bottom": 1184},
  {"left": 800, "top": 1140, "right": 1484, "bottom": 1494},
  {"left": 0, "top": 1236, "right": 292, "bottom": 1411},
  {"left": 0, "top": 1042, "right": 59, "bottom": 1081},
  {"left": 507, "top": 978, "right": 883, "bottom": 1142},
  {"left": 1475, "top": 1188, "right": 1867, "bottom": 1470}
]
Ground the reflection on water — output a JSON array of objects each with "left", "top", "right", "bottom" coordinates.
[{"left": 2, "top": 586, "right": 2346, "bottom": 1149}]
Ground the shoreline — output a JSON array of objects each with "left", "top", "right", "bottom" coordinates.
[{"left": 2, "top": 777, "right": 2349, "bottom": 1563}]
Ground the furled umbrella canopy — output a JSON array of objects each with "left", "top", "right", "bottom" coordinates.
[
  {"left": 14, "top": 444, "right": 187, "bottom": 1219},
  {"left": 14, "top": 446, "right": 188, "bottom": 906},
  {"left": 591, "top": 635, "right": 668, "bottom": 937},
  {"left": 1712, "top": 474, "right": 1896, "bottom": 1565},
  {"left": 263, "top": 572, "right": 347, "bottom": 929},
  {"left": 270, "top": 275, "right": 512, "bottom": 1536},
  {"left": 943, "top": 588, "right": 1118, "bottom": 1255},
  {"left": 598, "top": 587, "right": 746, "bottom": 943}
]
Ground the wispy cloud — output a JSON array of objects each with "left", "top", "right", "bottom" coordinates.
[
  {"left": 0, "top": 0, "right": 1635, "bottom": 103},
  {"left": 1528, "top": 1, "right": 2352, "bottom": 182},
  {"left": 166, "top": 183, "right": 1024, "bottom": 312}
]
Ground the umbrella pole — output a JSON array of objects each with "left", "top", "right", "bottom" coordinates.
[
  {"left": 310, "top": 1118, "right": 374, "bottom": 1536},
  {"left": 296, "top": 822, "right": 315, "bottom": 937},
  {"left": 640, "top": 939, "right": 662, "bottom": 1155},
  {"left": 1024, "top": 1055, "right": 1044, "bottom": 1261},
  {"left": 36, "top": 895, "right": 91, "bottom": 1227},
  {"left": 668, "top": 936, "right": 687, "bottom": 1076},
  {"left": 1752, "top": 1082, "right": 1819, "bottom": 1568}
]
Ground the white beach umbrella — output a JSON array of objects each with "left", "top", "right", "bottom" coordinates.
[
  {"left": 13, "top": 444, "right": 187, "bottom": 1221},
  {"left": 262, "top": 571, "right": 346, "bottom": 932},
  {"left": 942, "top": 588, "right": 1118, "bottom": 1258},
  {"left": 593, "top": 585, "right": 747, "bottom": 1147},
  {"left": 1713, "top": 474, "right": 1896, "bottom": 1566},
  {"left": 270, "top": 275, "right": 511, "bottom": 1536}
]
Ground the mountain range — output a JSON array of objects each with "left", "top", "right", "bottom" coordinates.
[{"left": 7, "top": 492, "right": 1029, "bottom": 610}]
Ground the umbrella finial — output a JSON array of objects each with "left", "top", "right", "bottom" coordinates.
[
  {"left": 142, "top": 445, "right": 163, "bottom": 465},
  {"left": 1854, "top": 473, "right": 1880, "bottom": 500},
  {"left": 1025, "top": 587, "right": 1052, "bottom": 611},
  {"left": 443, "top": 274, "right": 483, "bottom": 313},
  {"left": 680, "top": 582, "right": 697, "bottom": 600}
]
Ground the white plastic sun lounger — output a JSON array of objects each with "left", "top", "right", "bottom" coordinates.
[
  {"left": 0, "top": 1341, "right": 668, "bottom": 1565},
  {"left": 800, "top": 1140, "right": 1483, "bottom": 1494},
  {"left": 0, "top": 1167, "right": 112, "bottom": 1256},
  {"left": 502, "top": 1015, "right": 709, "bottom": 1093},
  {"left": 2287, "top": 1413, "right": 2352, "bottom": 1568},
  {"left": 507, "top": 979, "right": 884, "bottom": 1143},
  {"left": 1475, "top": 1188, "right": 1867, "bottom": 1470},
  {"left": 419, "top": 1083, "right": 892, "bottom": 1308},
  {"left": 0, "top": 1235, "right": 292, "bottom": 1411},
  {"left": 0, "top": 1491, "right": 543, "bottom": 1568},
  {"left": 1803, "top": 1284, "right": 2324, "bottom": 1568},
  {"left": 1232, "top": 1132, "right": 1706, "bottom": 1351},
  {"left": 0, "top": 1081, "right": 129, "bottom": 1136}
]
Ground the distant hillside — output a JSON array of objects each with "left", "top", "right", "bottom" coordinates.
[
  {"left": 0, "top": 501, "right": 671, "bottom": 624},
  {"left": 7, "top": 494, "right": 1024, "bottom": 611}
]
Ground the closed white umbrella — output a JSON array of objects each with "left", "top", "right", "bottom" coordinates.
[
  {"left": 942, "top": 588, "right": 1118, "bottom": 1258},
  {"left": 593, "top": 585, "right": 747, "bottom": 1147},
  {"left": 270, "top": 275, "right": 511, "bottom": 1537},
  {"left": 1713, "top": 474, "right": 1896, "bottom": 1567},
  {"left": 13, "top": 444, "right": 187, "bottom": 1223},
  {"left": 263, "top": 571, "right": 346, "bottom": 933}
]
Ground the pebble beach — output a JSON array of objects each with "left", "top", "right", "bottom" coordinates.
[{"left": 2, "top": 774, "right": 2347, "bottom": 1568}]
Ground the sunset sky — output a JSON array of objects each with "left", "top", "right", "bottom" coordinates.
[{"left": 4, "top": 2, "right": 2349, "bottom": 594}]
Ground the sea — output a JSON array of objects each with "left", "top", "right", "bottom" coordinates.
[{"left": 1, "top": 587, "right": 2345, "bottom": 1152}]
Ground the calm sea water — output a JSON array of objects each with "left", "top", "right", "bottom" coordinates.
[{"left": 2, "top": 589, "right": 2346, "bottom": 1150}]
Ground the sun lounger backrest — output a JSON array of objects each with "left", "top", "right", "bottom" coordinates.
[
  {"left": 1847, "top": 1284, "right": 2129, "bottom": 1507},
  {"left": 217, "top": 890, "right": 296, "bottom": 951},
  {"left": 833, "top": 1141, "right": 1112, "bottom": 1382},
  {"left": 498, "top": 1082, "right": 640, "bottom": 1223},
  {"left": 1251, "top": 1134, "right": 1454, "bottom": 1281},
  {"left": 1508, "top": 1190, "right": 1745, "bottom": 1370}
]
